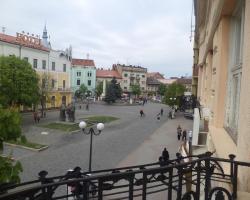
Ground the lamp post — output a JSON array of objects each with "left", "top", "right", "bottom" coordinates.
[
  {"left": 79, "top": 121, "right": 105, "bottom": 172},
  {"left": 188, "top": 130, "right": 193, "bottom": 156}
]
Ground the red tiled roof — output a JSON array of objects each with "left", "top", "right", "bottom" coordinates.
[
  {"left": 147, "top": 72, "right": 164, "bottom": 79},
  {"left": 0, "top": 33, "right": 49, "bottom": 52},
  {"left": 176, "top": 78, "right": 192, "bottom": 85},
  {"left": 72, "top": 59, "right": 95, "bottom": 67},
  {"left": 96, "top": 69, "right": 122, "bottom": 79}
]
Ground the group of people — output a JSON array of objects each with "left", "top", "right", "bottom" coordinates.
[{"left": 177, "top": 125, "right": 187, "bottom": 141}]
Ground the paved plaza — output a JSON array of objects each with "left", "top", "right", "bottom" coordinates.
[{"left": 3, "top": 102, "right": 193, "bottom": 182}]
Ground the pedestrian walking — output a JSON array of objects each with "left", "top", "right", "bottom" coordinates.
[
  {"left": 160, "top": 108, "right": 163, "bottom": 116},
  {"left": 33, "top": 111, "right": 38, "bottom": 123},
  {"left": 182, "top": 129, "right": 187, "bottom": 141},
  {"left": 177, "top": 125, "right": 182, "bottom": 140},
  {"left": 140, "top": 109, "right": 145, "bottom": 117},
  {"left": 37, "top": 112, "right": 40, "bottom": 123},
  {"left": 162, "top": 148, "right": 169, "bottom": 161}
]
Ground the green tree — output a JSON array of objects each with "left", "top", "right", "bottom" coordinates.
[
  {"left": 130, "top": 84, "right": 141, "bottom": 97},
  {"left": 0, "top": 56, "right": 39, "bottom": 184},
  {"left": 163, "top": 83, "right": 185, "bottom": 106},
  {"left": 75, "top": 84, "right": 88, "bottom": 100},
  {"left": 0, "top": 56, "right": 40, "bottom": 108},
  {"left": 95, "top": 82, "right": 103, "bottom": 98},
  {"left": 79, "top": 84, "right": 88, "bottom": 95},
  {"left": 0, "top": 156, "right": 23, "bottom": 185},
  {"left": 104, "top": 78, "right": 122, "bottom": 103},
  {"left": 158, "top": 83, "right": 167, "bottom": 96}
]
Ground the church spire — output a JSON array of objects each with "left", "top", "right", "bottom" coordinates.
[
  {"left": 42, "top": 24, "right": 48, "bottom": 40},
  {"left": 42, "top": 23, "right": 50, "bottom": 48}
]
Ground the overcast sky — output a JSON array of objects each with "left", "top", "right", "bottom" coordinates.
[{"left": 0, "top": 0, "right": 194, "bottom": 78}]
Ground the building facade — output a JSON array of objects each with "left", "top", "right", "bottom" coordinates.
[
  {"left": 71, "top": 58, "right": 96, "bottom": 95},
  {"left": 0, "top": 27, "right": 72, "bottom": 109},
  {"left": 146, "top": 76, "right": 161, "bottom": 94},
  {"left": 194, "top": 0, "right": 250, "bottom": 192},
  {"left": 112, "top": 64, "right": 147, "bottom": 93}
]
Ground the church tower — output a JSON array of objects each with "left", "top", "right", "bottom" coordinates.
[{"left": 42, "top": 24, "right": 51, "bottom": 48}]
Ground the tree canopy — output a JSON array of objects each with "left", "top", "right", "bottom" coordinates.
[
  {"left": 163, "top": 83, "right": 186, "bottom": 106},
  {"left": 0, "top": 56, "right": 40, "bottom": 184},
  {"left": 75, "top": 84, "right": 88, "bottom": 99},
  {"left": 130, "top": 84, "right": 141, "bottom": 96},
  {"left": 0, "top": 56, "right": 40, "bottom": 108},
  {"left": 158, "top": 83, "right": 167, "bottom": 96},
  {"left": 104, "top": 78, "right": 122, "bottom": 103},
  {"left": 95, "top": 82, "right": 103, "bottom": 97}
]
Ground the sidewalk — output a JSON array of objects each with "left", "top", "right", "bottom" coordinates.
[
  {"left": 116, "top": 114, "right": 193, "bottom": 199},
  {"left": 117, "top": 113, "right": 193, "bottom": 167}
]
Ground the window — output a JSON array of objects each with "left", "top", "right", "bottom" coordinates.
[
  {"left": 141, "top": 81, "right": 145, "bottom": 84},
  {"left": 63, "top": 80, "right": 66, "bottom": 89},
  {"left": 142, "top": 75, "right": 145, "bottom": 78},
  {"left": 77, "top": 79, "right": 81, "bottom": 86},
  {"left": 52, "top": 62, "right": 55, "bottom": 71},
  {"left": 88, "top": 80, "right": 91, "bottom": 86},
  {"left": 88, "top": 72, "right": 92, "bottom": 77},
  {"left": 124, "top": 80, "right": 127, "bottom": 83},
  {"left": 124, "top": 73, "right": 128, "bottom": 77},
  {"left": 63, "top": 64, "right": 66, "bottom": 72},
  {"left": 142, "top": 87, "right": 144, "bottom": 90},
  {"left": 124, "top": 87, "right": 127, "bottom": 90},
  {"left": 23, "top": 57, "right": 28, "bottom": 62},
  {"left": 42, "top": 60, "right": 46, "bottom": 69},
  {"left": 77, "top": 72, "right": 81, "bottom": 76},
  {"left": 52, "top": 79, "right": 55, "bottom": 88},
  {"left": 224, "top": 1, "right": 245, "bottom": 140},
  {"left": 33, "top": 59, "right": 37, "bottom": 68}
]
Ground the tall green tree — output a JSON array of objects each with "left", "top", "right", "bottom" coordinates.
[
  {"left": 130, "top": 84, "right": 141, "bottom": 97},
  {"left": 0, "top": 56, "right": 40, "bottom": 108},
  {"left": 158, "top": 83, "right": 167, "bottom": 96},
  {"left": 163, "top": 83, "right": 185, "bottom": 106},
  {"left": 95, "top": 82, "right": 103, "bottom": 98},
  {"left": 104, "top": 77, "right": 122, "bottom": 103},
  {"left": 0, "top": 56, "right": 39, "bottom": 184}
]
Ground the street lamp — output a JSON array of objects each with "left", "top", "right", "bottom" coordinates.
[
  {"left": 188, "top": 130, "right": 193, "bottom": 156},
  {"left": 79, "top": 121, "right": 105, "bottom": 172}
]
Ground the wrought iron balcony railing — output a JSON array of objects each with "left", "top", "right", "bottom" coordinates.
[{"left": 1, "top": 151, "right": 250, "bottom": 200}]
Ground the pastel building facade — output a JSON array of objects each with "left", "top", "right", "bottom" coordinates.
[
  {"left": 112, "top": 64, "right": 147, "bottom": 93},
  {"left": 71, "top": 58, "right": 96, "bottom": 95},
  {"left": 194, "top": 0, "right": 250, "bottom": 192},
  {"left": 0, "top": 26, "right": 72, "bottom": 109}
]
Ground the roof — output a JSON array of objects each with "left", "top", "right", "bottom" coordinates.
[
  {"left": 72, "top": 59, "right": 95, "bottom": 67},
  {"left": 96, "top": 69, "right": 122, "bottom": 79},
  {"left": 147, "top": 72, "right": 164, "bottom": 79},
  {"left": 176, "top": 78, "right": 192, "bottom": 85},
  {"left": 158, "top": 78, "right": 177, "bottom": 85},
  {"left": 0, "top": 33, "right": 50, "bottom": 52},
  {"left": 146, "top": 77, "right": 161, "bottom": 85}
]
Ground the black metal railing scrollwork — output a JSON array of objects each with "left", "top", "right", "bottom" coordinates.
[{"left": 1, "top": 151, "right": 250, "bottom": 200}]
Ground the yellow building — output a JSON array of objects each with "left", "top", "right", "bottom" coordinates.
[
  {"left": 0, "top": 26, "right": 72, "bottom": 110},
  {"left": 194, "top": 0, "right": 250, "bottom": 194}
]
